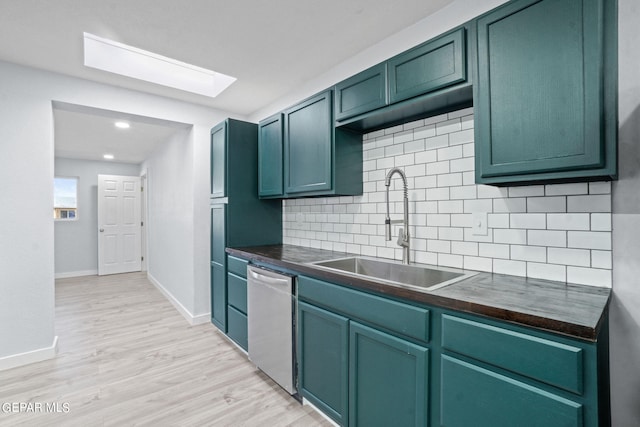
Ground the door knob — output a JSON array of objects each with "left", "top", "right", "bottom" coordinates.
[{"left": 99, "top": 228, "right": 104, "bottom": 232}]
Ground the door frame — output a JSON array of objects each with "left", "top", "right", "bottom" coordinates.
[{"left": 140, "top": 170, "right": 148, "bottom": 272}]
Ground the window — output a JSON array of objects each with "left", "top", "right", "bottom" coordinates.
[{"left": 54, "top": 177, "right": 78, "bottom": 220}]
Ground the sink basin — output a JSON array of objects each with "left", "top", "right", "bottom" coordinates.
[{"left": 310, "top": 257, "right": 477, "bottom": 291}]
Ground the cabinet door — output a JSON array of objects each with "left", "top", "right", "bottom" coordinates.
[
  {"left": 298, "top": 302, "right": 349, "bottom": 426},
  {"left": 284, "top": 91, "right": 333, "bottom": 194},
  {"left": 388, "top": 28, "right": 466, "bottom": 104},
  {"left": 258, "top": 113, "right": 284, "bottom": 197},
  {"left": 335, "top": 63, "right": 387, "bottom": 121},
  {"left": 475, "top": 0, "right": 606, "bottom": 183},
  {"left": 210, "top": 121, "right": 227, "bottom": 198},
  {"left": 349, "top": 322, "right": 429, "bottom": 427},
  {"left": 210, "top": 262, "right": 226, "bottom": 331},
  {"left": 210, "top": 204, "right": 226, "bottom": 264},
  {"left": 441, "top": 355, "right": 582, "bottom": 427}
]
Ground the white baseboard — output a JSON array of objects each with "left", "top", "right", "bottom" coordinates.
[
  {"left": 302, "top": 398, "right": 340, "bottom": 427},
  {"left": 0, "top": 336, "right": 59, "bottom": 372},
  {"left": 55, "top": 270, "right": 98, "bottom": 279},
  {"left": 147, "top": 273, "right": 211, "bottom": 326}
]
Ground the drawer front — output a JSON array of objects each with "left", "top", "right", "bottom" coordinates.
[
  {"left": 227, "top": 256, "right": 248, "bottom": 278},
  {"left": 441, "top": 355, "right": 582, "bottom": 427},
  {"left": 227, "top": 273, "right": 247, "bottom": 314},
  {"left": 441, "top": 314, "right": 583, "bottom": 394},
  {"left": 227, "top": 306, "right": 248, "bottom": 350},
  {"left": 298, "top": 275, "right": 429, "bottom": 343},
  {"left": 334, "top": 63, "right": 387, "bottom": 121},
  {"left": 388, "top": 28, "right": 466, "bottom": 104}
]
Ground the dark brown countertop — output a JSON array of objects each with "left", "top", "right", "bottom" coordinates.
[{"left": 227, "top": 244, "right": 611, "bottom": 342}]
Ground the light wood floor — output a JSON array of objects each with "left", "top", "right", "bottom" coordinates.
[{"left": 0, "top": 272, "right": 331, "bottom": 427}]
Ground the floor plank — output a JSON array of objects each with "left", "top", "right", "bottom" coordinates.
[{"left": 0, "top": 272, "right": 330, "bottom": 426}]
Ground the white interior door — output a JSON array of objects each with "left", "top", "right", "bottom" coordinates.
[{"left": 98, "top": 174, "right": 141, "bottom": 275}]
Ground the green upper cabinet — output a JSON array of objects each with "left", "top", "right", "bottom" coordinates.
[
  {"left": 267, "top": 89, "right": 362, "bottom": 198},
  {"left": 210, "top": 122, "right": 227, "bottom": 198},
  {"left": 334, "top": 63, "right": 388, "bottom": 121},
  {"left": 388, "top": 27, "right": 467, "bottom": 104},
  {"left": 284, "top": 91, "right": 333, "bottom": 194},
  {"left": 258, "top": 113, "right": 284, "bottom": 198},
  {"left": 474, "top": 0, "right": 617, "bottom": 185}
]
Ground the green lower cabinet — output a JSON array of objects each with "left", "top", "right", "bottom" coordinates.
[
  {"left": 440, "top": 355, "right": 582, "bottom": 427},
  {"left": 226, "top": 306, "right": 248, "bottom": 350},
  {"left": 349, "top": 322, "right": 429, "bottom": 427},
  {"left": 298, "top": 302, "right": 349, "bottom": 426},
  {"left": 210, "top": 262, "right": 226, "bottom": 331}
]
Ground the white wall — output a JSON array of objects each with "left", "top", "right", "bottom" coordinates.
[
  {"left": 54, "top": 157, "right": 141, "bottom": 277},
  {"left": 0, "top": 59, "right": 233, "bottom": 363},
  {"left": 141, "top": 128, "right": 204, "bottom": 320},
  {"left": 610, "top": 0, "right": 640, "bottom": 425}
]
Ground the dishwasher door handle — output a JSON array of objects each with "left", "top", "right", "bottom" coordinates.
[{"left": 248, "top": 268, "right": 292, "bottom": 291}]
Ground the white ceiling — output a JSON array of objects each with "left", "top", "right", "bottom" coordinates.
[
  {"left": 53, "top": 103, "right": 191, "bottom": 164},
  {"left": 2, "top": 0, "right": 455, "bottom": 163}
]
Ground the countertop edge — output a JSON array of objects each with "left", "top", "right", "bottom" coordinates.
[{"left": 226, "top": 246, "right": 610, "bottom": 342}]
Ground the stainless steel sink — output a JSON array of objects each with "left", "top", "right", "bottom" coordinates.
[{"left": 310, "top": 256, "right": 477, "bottom": 291}]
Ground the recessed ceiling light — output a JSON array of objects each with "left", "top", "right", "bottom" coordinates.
[
  {"left": 115, "top": 121, "right": 130, "bottom": 129},
  {"left": 103, "top": 154, "right": 114, "bottom": 160},
  {"left": 83, "top": 32, "right": 236, "bottom": 98}
]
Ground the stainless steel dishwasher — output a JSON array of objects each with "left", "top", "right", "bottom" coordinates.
[{"left": 247, "top": 265, "right": 297, "bottom": 395}]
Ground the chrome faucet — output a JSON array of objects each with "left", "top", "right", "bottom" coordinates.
[{"left": 385, "top": 167, "right": 410, "bottom": 264}]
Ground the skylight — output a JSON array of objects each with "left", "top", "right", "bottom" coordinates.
[{"left": 83, "top": 32, "right": 236, "bottom": 98}]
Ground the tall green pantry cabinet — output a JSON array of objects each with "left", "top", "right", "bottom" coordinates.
[{"left": 210, "top": 119, "right": 282, "bottom": 348}]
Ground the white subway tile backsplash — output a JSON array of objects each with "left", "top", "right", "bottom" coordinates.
[
  {"left": 427, "top": 160, "right": 450, "bottom": 175},
  {"left": 413, "top": 124, "right": 436, "bottom": 141},
  {"left": 545, "top": 182, "right": 588, "bottom": 196},
  {"left": 493, "top": 197, "right": 527, "bottom": 213},
  {"left": 509, "top": 185, "right": 544, "bottom": 198},
  {"left": 460, "top": 115, "right": 474, "bottom": 130},
  {"left": 494, "top": 229, "right": 527, "bottom": 245},
  {"left": 451, "top": 241, "right": 479, "bottom": 256},
  {"left": 438, "top": 200, "right": 464, "bottom": 214},
  {"left": 436, "top": 118, "right": 462, "bottom": 135},
  {"left": 567, "top": 195, "right": 611, "bottom": 213},
  {"left": 493, "top": 259, "right": 527, "bottom": 276},
  {"left": 439, "top": 254, "right": 463, "bottom": 268},
  {"left": 425, "top": 134, "right": 449, "bottom": 150},
  {"left": 591, "top": 213, "right": 612, "bottom": 231},
  {"left": 528, "top": 230, "right": 566, "bottom": 247},
  {"left": 450, "top": 157, "right": 475, "bottom": 173},
  {"left": 511, "top": 245, "right": 546, "bottom": 262},
  {"left": 282, "top": 110, "right": 611, "bottom": 288},
  {"left": 527, "top": 196, "right": 566, "bottom": 213},
  {"left": 464, "top": 256, "right": 493, "bottom": 272},
  {"left": 437, "top": 173, "right": 463, "bottom": 188},
  {"left": 567, "top": 267, "right": 612, "bottom": 287},
  {"left": 463, "top": 199, "right": 493, "bottom": 214},
  {"left": 589, "top": 181, "right": 611, "bottom": 194},
  {"left": 477, "top": 185, "right": 509, "bottom": 199},
  {"left": 510, "top": 214, "right": 546, "bottom": 229},
  {"left": 591, "top": 250, "right": 612, "bottom": 269},
  {"left": 547, "top": 247, "right": 591, "bottom": 267},
  {"left": 568, "top": 231, "right": 612, "bottom": 250},
  {"left": 527, "top": 263, "right": 566, "bottom": 282},
  {"left": 450, "top": 185, "right": 477, "bottom": 200},
  {"left": 449, "top": 129, "right": 475, "bottom": 146},
  {"left": 547, "top": 214, "right": 590, "bottom": 231},
  {"left": 488, "top": 213, "right": 510, "bottom": 229}
]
